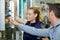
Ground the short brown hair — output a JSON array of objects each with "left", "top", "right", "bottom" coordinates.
[{"left": 47, "top": 3, "right": 60, "bottom": 18}]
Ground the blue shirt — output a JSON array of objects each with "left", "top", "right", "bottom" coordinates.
[{"left": 18, "top": 20, "right": 60, "bottom": 40}]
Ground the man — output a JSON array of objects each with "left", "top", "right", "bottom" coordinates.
[{"left": 10, "top": 3, "right": 60, "bottom": 40}]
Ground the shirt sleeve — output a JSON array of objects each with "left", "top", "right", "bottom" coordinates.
[{"left": 18, "top": 24, "right": 50, "bottom": 37}]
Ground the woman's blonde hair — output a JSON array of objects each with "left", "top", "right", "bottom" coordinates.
[{"left": 29, "top": 6, "right": 44, "bottom": 22}]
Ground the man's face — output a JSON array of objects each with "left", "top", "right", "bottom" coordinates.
[
  {"left": 46, "top": 11, "right": 50, "bottom": 22},
  {"left": 46, "top": 9, "right": 54, "bottom": 23}
]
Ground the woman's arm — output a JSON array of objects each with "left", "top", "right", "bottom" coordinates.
[{"left": 15, "top": 16, "right": 27, "bottom": 24}]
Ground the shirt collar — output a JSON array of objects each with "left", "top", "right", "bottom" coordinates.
[{"left": 28, "top": 20, "right": 40, "bottom": 24}]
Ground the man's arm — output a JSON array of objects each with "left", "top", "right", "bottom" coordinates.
[{"left": 18, "top": 24, "right": 50, "bottom": 37}]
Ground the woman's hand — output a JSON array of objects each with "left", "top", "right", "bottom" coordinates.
[
  {"left": 10, "top": 19, "right": 20, "bottom": 26},
  {"left": 15, "top": 16, "right": 20, "bottom": 22}
]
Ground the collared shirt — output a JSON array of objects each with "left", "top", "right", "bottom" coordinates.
[{"left": 18, "top": 20, "right": 60, "bottom": 40}]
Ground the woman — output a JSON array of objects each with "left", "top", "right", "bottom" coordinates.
[
  {"left": 23, "top": 7, "right": 42, "bottom": 40},
  {"left": 11, "top": 7, "right": 42, "bottom": 40}
]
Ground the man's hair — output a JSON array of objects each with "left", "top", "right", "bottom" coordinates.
[{"left": 47, "top": 3, "right": 60, "bottom": 18}]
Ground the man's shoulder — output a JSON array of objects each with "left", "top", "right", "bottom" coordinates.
[
  {"left": 55, "top": 24, "right": 60, "bottom": 29},
  {"left": 56, "top": 25, "right": 60, "bottom": 29}
]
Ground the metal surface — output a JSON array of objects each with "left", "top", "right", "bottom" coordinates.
[{"left": 0, "top": 0, "right": 5, "bottom": 31}]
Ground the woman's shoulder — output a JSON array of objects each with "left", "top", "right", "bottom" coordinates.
[
  {"left": 35, "top": 20, "right": 41, "bottom": 28},
  {"left": 36, "top": 20, "right": 41, "bottom": 24}
]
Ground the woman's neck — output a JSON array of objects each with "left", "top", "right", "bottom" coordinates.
[{"left": 30, "top": 19, "right": 36, "bottom": 23}]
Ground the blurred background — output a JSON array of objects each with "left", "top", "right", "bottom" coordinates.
[{"left": 0, "top": 0, "right": 60, "bottom": 40}]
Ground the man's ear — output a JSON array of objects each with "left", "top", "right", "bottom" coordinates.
[{"left": 50, "top": 10, "right": 54, "bottom": 16}]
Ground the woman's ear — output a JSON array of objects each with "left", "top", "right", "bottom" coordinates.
[{"left": 35, "top": 13, "right": 38, "bottom": 18}]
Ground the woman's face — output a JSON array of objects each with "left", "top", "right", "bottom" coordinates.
[{"left": 26, "top": 9, "right": 37, "bottom": 21}]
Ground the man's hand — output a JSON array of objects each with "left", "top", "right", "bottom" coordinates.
[{"left": 10, "top": 19, "right": 20, "bottom": 26}]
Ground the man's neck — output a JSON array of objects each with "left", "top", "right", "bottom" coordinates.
[{"left": 52, "top": 19, "right": 60, "bottom": 26}]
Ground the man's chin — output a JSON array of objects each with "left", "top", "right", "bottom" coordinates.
[{"left": 47, "top": 19, "right": 51, "bottom": 24}]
